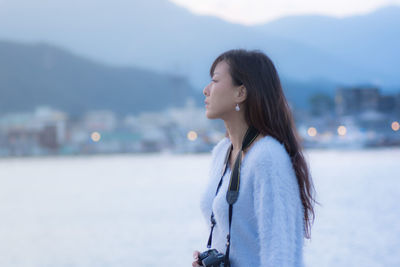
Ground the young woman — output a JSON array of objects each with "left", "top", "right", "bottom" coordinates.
[{"left": 192, "top": 49, "right": 317, "bottom": 267}]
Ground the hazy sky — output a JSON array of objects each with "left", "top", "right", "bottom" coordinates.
[{"left": 168, "top": 0, "right": 400, "bottom": 25}]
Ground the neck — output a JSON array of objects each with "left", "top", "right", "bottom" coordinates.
[{"left": 224, "top": 114, "right": 249, "bottom": 151}]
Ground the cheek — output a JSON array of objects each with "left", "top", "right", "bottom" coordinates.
[
  {"left": 211, "top": 82, "right": 229, "bottom": 98},
  {"left": 211, "top": 86, "right": 234, "bottom": 110}
]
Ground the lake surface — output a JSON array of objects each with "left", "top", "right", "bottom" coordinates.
[{"left": 0, "top": 148, "right": 399, "bottom": 266}]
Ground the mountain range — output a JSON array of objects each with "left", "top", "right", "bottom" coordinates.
[
  {"left": 0, "top": 0, "right": 398, "bottom": 90},
  {"left": 0, "top": 0, "right": 399, "bottom": 115},
  {"left": 0, "top": 40, "right": 197, "bottom": 116}
]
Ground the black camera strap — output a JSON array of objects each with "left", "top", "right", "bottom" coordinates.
[{"left": 206, "top": 126, "right": 259, "bottom": 265}]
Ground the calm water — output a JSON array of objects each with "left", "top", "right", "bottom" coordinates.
[{"left": 0, "top": 149, "right": 399, "bottom": 267}]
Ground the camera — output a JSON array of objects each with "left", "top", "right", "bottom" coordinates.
[{"left": 197, "top": 249, "right": 226, "bottom": 267}]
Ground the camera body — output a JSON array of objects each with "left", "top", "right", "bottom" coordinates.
[{"left": 197, "top": 249, "right": 226, "bottom": 267}]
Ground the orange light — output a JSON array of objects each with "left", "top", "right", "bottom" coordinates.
[
  {"left": 187, "top": 131, "right": 198, "bottom": 141},
  {"left": 91, "top": 131, "right": 101, "bottom": 142},
  {"left": 392, "top": 121, "right": 400, "bottom": 131},
  {"left": 337, "top": 126, "right": 347, "bottom": 136},
  {"left": 307, "top": 127, "right": 317, "bottom": 137}
]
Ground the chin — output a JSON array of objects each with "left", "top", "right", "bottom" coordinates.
[{"left": 205, "top": 110, "right": 218, "bottom": 119}]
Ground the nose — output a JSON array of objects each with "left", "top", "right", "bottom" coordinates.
[{"left": 203, "top": 83, "right": 210, "bottom": 96}]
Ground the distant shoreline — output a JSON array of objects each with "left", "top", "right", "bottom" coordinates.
[{"left": 1, "top": 147, "right": 399, "bottom": 161}]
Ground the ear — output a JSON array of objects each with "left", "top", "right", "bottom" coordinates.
[{"left": 235, "top": 85, "right": 247, "bottom": 103}]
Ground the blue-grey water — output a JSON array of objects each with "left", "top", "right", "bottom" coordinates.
[{"left": 0, "top": 149, "right": 399, "bottom": 267}]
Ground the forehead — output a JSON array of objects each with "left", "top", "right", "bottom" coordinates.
[{"left": 213, "top": 60, "right": 230, "bottom": 76}]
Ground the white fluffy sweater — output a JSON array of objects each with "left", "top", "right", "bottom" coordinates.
[{"left": 200, "top": 135, "right": 305, "bottom": 267}]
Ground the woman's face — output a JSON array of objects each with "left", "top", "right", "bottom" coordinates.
[{"left": 203, "top": 60, "right": 240, "bottom": 120}]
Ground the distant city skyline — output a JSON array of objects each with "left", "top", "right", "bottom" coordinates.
[{"left": 168, "top": 0, "right": 400, "bottom": 25}]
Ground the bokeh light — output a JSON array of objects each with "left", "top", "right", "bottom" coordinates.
[
  {"left": 91, "top": 131, "right": 101, "bottom": 142},
  {"left": 307, "top": 127, "right": 317, "bottom": 137},
  {"left": 337, "top": 126, "right": 347, "bottom": 136},
  {"left": 391, "top": 121, "right": 399, "bottom": 131},
  {"left": 187, "top": 130, "right": 198, "bottom": 141}
]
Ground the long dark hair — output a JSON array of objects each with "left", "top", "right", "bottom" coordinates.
[{"left": 210, "top": 49, "right": 318, "bottom": 239}]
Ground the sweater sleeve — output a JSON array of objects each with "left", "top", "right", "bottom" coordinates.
[{"left": 253, "top": 145, "right": 303, "bottom": 267}]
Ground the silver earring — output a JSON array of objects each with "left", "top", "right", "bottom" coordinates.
[{"left": 235, "top": 103, "right": 240, "bottom": 111}]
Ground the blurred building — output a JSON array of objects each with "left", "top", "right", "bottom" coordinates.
[
  {"left": 0, "top": 106, "right": 68, "bottom": 156},
  {"left": 395, "top": 93, "right": 400, "bottom": 116},
  {"left": 335, "top": 86, "right": 380, "bottom": 116},
  {"left": 83, "top": 110, "right": 117, "bottom": 132}
]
